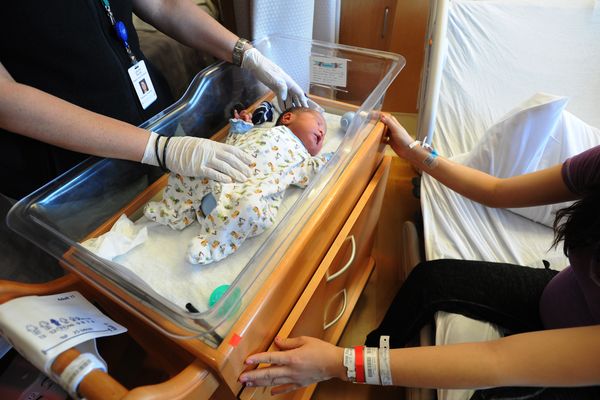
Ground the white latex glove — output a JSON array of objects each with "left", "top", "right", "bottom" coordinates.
[
  {"left": 241, "top": 48, "right": 324, "bottom": 113},
  {"left": 142, "top": 132, "right": 253, "bottom": 182}
]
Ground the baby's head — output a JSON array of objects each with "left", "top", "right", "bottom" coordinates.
[{"left": 276, "top": 107, "right": 327, "bottom": 156}]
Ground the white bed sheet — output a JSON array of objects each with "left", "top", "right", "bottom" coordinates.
[
  {"left": 433, "top": 0, "right": 600, "bottom": 158},
  {"left": 421, "top": 2, "right": 600, "bottom": 399},
  {"left": 422, "top": 171, "right": 568, "bottom": 270},
  {"left": 83, "top": 112, "right": 345, "bottom": 315},
  {"left": 423, "top": 0, "right": 600, "bottom": 278}
]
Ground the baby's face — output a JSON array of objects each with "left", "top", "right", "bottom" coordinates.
[{"left": 284, "top": 110, "right": 327, "bottom": 156}]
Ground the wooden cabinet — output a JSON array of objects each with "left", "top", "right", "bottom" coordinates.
[
  {"left": 240, "top": 157, "right": 391, "bottom": 400},
  {"left": 339, "top": 0, "right": 430, "bottom": 113}
]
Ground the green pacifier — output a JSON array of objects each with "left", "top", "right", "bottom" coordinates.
[{"left": 209, "top": 284, "right": 242, "bottom": 318}]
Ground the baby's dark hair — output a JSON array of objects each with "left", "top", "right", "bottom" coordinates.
[{"left": 275, "top": 107, "right": 313, "bottom": 126}]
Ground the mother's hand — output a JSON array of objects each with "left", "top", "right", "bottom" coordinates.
[
  {"left": 380, "top": 113, "right": 415, "bottom": 159},
  {"left": 239, "top": 336, "right": 345, "bottom": 395}
]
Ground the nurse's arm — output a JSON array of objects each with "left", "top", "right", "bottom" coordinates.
[
  {"left": 0, "top": 62, "right": 149, "bottom": 161},
  {"left": 133, "top": 0, "right": 243, "bottom": 64}
]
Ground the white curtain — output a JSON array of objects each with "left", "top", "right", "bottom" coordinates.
[
  {"left": 313, "top": 0, "right": 341, "bottom": 43},
  {"left": 233, "top": 0, "right": 340, "bottom": 42}
]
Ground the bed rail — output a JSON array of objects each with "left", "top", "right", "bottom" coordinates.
[{"left": 416, "top": 0, "right": 449, "bottom": 145}]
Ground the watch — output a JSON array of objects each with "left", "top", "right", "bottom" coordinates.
[{"left": 232, "top": 38, "right": 250, "bottom": 66}]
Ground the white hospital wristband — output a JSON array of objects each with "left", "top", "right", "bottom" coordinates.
[
  {"left": 364, "top": 347, "right": 380, "bottom": 385},
  {"left": 343, "top": 347, "right": 356, "bottom": 382},
  {"left": 379, "top": 336, "right": 393, "bottom": 386}
]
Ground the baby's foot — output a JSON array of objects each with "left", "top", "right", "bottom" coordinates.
[
  {"left": 144, "top": 201, "right": 192, "bottom": 230},
  {"left": 187, "top": 236, "right": 213, "bottom": 265},
  {"left": 187, "top": 236, "right": 232, "bottom": 265}
]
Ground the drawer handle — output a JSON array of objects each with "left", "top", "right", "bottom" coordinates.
[
  {"left": 381, "top": 7, "right": 390, "bottom": 39},
  {"left": 326, "top": 235, "right": 356, "bottom": 283},
  {"left": 323, "top": 289, "right": 347, "bottom": 330}
]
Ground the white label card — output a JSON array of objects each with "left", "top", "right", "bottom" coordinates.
[
  {"left": 310, "top": 56, "right": 348, "bottom": 87},
  {"left": 0, "top": 291, "right": 127, "bottom": 374},
  {"left": 128, "top": 60, "right": 157, "bottom": 109}
]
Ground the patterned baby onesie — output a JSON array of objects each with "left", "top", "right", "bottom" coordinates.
[{"left": 144, "top": 121, "right": 332, "bottom": 265}]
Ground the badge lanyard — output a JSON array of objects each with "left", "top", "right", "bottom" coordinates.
[{"left": 99, "top": 0, "right": 157, "bottom": 109}]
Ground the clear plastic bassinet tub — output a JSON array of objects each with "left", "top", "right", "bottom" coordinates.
[{"left": 8, "top": 35, "right": 404, "bottom": 347}]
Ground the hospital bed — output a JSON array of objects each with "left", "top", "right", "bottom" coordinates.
[
  {"left": 412, "top": 1, "right": 600, "bottom": 399},
  {"left": 4, "top": 35, "right": 403, "bottom": 399}
]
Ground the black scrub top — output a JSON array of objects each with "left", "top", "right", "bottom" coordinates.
[{"left": 0, "top": 0, "right": 174, "bottom": 199}]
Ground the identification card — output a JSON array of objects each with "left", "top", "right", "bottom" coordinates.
[{"left": 128, "top": 60, "right": 157, "bottom": 109}]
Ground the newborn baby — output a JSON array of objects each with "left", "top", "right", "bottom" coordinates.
[{"left": 144, "top": 106, "right": 331, "bottom": 264}]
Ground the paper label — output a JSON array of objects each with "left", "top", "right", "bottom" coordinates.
[
  {"left": 310, "top": 56, "right": 348, "bottom": 87},
  {"left": 0, "top": 291, "right": 126, "bottom": 374}
]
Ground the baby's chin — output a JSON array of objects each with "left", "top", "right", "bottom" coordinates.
[
  {"left": 306, "top": 143, "right": 322, "bottom": 156},
  {"left": 302, "top": 142, "right": 321, "bottom": 156}
]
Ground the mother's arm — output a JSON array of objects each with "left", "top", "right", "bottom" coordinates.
[
  {"left": 383, "top": 114, "right": 577, "bottom": 208},
  {"left": 239, "top": 325, "right": 600, "bottom": 394}
]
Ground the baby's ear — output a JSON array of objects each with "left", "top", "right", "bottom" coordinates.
[{"left": 280, "top": 111, "right": 294, "bottom": 125}]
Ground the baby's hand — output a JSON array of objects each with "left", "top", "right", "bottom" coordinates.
[{"left": 234, "top": 109, "right": 253, "bottom": 123}]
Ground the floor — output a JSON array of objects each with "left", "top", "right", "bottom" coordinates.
[{"left": 311, "top": 113, "right": 419, "bottom": 400}]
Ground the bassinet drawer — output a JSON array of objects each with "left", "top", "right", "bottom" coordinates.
[{"left": 240, "top": 156, "right": 391, "bottom": 400}]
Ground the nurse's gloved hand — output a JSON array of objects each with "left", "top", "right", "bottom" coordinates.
[
  {"left": 142, "top": 132, "right": 253, "bottom": 182},
  {"left": 241, "top": 48, "right": 324, "bottom": 113}
]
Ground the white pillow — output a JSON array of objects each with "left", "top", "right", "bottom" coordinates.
[{"left": 462, "top": 92, "right": 600, "bottom": 227}]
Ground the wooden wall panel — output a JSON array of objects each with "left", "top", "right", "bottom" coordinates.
[{"left": 340, "top": 0, "right": 430, "bottom": 113}]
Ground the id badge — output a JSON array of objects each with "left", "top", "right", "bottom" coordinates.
[{"left": 128, "top": 60, "right": 157, "bottom": 109}]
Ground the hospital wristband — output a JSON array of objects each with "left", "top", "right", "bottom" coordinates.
[
  {"left": 379, "top": 336, "right": 393, "bottom": 386},
  {"left": 364, "top": 347, "right": 380, "bottom": 385},
  {"left": 349, "top": 341, "right": 393, "bottom": 385},
  {"left": 354, "top": 345, "right": 365, "bottom": 383},
  {"left": 343, "top": 348, "right": 356, "bottom": 382}
]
